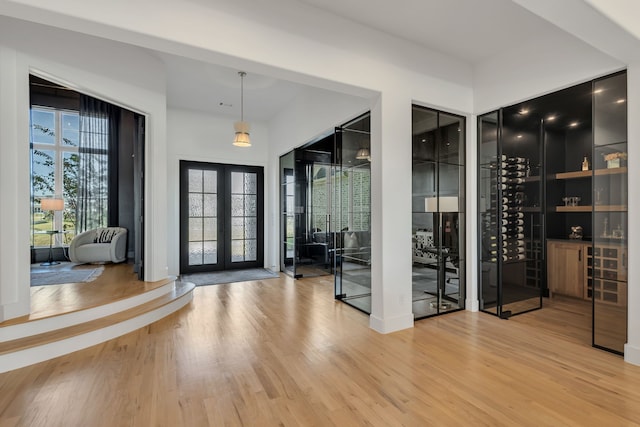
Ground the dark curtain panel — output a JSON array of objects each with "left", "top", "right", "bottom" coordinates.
[{"left": 76, "top": 95, "right": 120, "bottom": 233}]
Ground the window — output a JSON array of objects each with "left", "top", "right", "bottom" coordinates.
[{"left": 30, "top": 106, "right": 79, "bottom": 247}]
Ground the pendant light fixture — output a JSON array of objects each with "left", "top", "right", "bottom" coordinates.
[
  {"left": 355, "top": 147, "right": 370, "bottom": 160},
  {"left": 233, "top": 71, "right": 251, "bottom": 147}
]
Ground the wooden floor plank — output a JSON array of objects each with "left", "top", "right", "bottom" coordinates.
[{"left": 1, "top": 274, "right": 639, "bottom": 426}]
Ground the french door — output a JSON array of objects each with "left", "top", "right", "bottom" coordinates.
[{"left": 180, "top": 161, "right": 264, "bottom": 273}]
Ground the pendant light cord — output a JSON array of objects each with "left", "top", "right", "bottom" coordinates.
[{"left": 239, "top": 71, "right": 246, "bottom": 122}]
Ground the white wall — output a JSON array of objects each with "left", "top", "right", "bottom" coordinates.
[
  {"left": 268, "top": 86, "right": 372, "bottom": 270},
  {"left": 0, "top": 16, "right": 168, "bottom": 320},
  {"left": 473, "top": 29, "right": 624, "bottom": 114},
  {"left": 166, "top": 108, "right": 270, "bottom": 276}
]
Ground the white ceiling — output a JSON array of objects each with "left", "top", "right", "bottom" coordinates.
[
  {"left": 154, "top": 0, "right": 576, "bottom": 119},
  {"left": 296, "top": 0, "right": 561, "bottom": 63},
  {"left": 157, "top": 52, "right": 310, "bottom": 121}
]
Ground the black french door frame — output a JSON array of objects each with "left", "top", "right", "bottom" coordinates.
[{"left": 180, "top": 161, "right": 264, "bottom": 274}]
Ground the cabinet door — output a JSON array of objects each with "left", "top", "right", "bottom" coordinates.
[{"left": 547, "top": 241, "right": 585, "bottom": 298}]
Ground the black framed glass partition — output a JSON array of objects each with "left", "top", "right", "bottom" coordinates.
[
  {"left": 279, "top": 113, "right": 371, "bottom": 313},
  {"left": 477, "top": 71, "right": 628, "bottom": 355},
  {"left": 412, "top": 106, "right": 465, "bottom": 319},
  {"left": 592, "top": 72, "right": 628, "bottom": 354},
  {"left": 280, "top": 136, "right": 335, "bottom": 279},
  {"left": 333, "top": 114, "right": 371, "bottom": 313},
  {"left": 478, "top": 106, "right": 543, "bottom": 318}
]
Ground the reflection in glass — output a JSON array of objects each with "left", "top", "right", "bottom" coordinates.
[
  {"left": 593, "top": 72, "right": 627, "bottom": 354},
  {"left": 412, "top": 105, "right": 465, "bottom": 319}
]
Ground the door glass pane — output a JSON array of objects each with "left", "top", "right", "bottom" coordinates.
[
  {"left": 230, "top": 171, "right": 260, "bottom": 263},
  {"left": 245, "top": 239, "right": 257, "bottom": 261},
  {"left": 413, "top": 106, "right": 465, "bottom": 319},
  {"left": 593, "top": 72, "right": 627, "bottom": 353},
  {"left": 188, "top": 242, "right": 203, "bottom": 265},
  {"left": 231, "top": 195, "right": 243, "bottom": 216},
  {"left": 231, "top": 240, "right": 244, "bottom": 262},
  {"left": 189, "top": 218, "right": 202, "bottom": 241},
  {"left": 231, "top": 217, "right": 244, "bottom": 239},
  {"left": 188, "top": 169, "right": 203, "bottom": 192},
  {"left": 203, "top": 218, "right": 217, "bottom": 241},
  {"left": 203, "top": 170, "right": 216, "bottom": 193},
  {"left": 203, "top": 194, "right": 216, "bottom": 217},
  {"left": 335, "top": 114, "right": 371, "bottom": 313},
  {"left": 245, "top": 173, "right": 257, "bottom": 194},
  {"left": 203, "top": 241, "right": 217, "bottom": 264},
  {"left": 231, "top": 172, "right": 243, "bottom": 194},
  {"left": 479, "top": 112, "right": 499, "bottom": 315},
  {"left": 245, "top": 217, "right": 257, "bottom": 239},
  {"left": 189, "top": 193, "right": 202, "bottom": 217},
  {"left": 499, "top": 103, "right": 542, "bottom": 316},
  {"left": 281, "top": 152, "right": 296, "bottom": 274},
  {"left": 186, "top": 166, "right": 218, "bottom": 268}
]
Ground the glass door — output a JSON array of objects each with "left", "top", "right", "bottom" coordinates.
[
  {"left": 412, "top": 106, "right": 465, "bottom": 319},
  {"left": 280, "top": 151, "right": 295, "bottom": 275},
  {"left": 592, "top": 72, "right": 628, "bottom": 354},
  {"left": 292, "top": 138, "right": 334, "bottom": 278},
  {"left": 478, "top": 108, "right": 543, "bottom": 318},
  {"left": 180, "top": 161, "right": 264, "bottom": 273},
  {"left": 334, "top": 114, "right": 372, "bottom": 313}
]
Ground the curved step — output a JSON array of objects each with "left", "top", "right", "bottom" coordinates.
[{"left": 0, "top": 280, "right": 195, "bottom": 373}]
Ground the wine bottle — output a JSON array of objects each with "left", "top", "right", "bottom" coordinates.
[
  {"left": 502, "top": 233, "right": 525, "bottom": 240},
  {"left": 502, "top": 247, "right": 525, "bottom": 255},
  {"left": 503, "top": 253, "right": 526, "bottom": 262},
  {"left": 502, "top": 212, "right": 524, "bottom": 219}
]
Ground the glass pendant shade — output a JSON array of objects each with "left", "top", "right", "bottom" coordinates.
[
  {"left": 355, "top": 147, "right": 370, "bottom": 160},
  {"left": 233, "top": 121, "right": 251, "bottom": 147}
]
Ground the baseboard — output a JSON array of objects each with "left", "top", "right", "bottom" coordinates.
[
  {"left": 624, "top": 343, "right": 640, "bottom": 366},
  {"left": 369, "top": 313, "right": 414, "bottom": 334},
  {"left": 465, "top": 298, "right": 480, "bottom": 312}
]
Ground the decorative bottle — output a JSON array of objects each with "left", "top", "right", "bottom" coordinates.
[{"left": 582, "top": 155, "right": 589, "bottom": 171}]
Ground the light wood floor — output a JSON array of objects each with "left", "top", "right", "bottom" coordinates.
[
  {"left": 1, "top": 275, "right": 639, "bottom": 426},
  {"left": 0, "top": 263, "right": 172, "bottom": 327}
]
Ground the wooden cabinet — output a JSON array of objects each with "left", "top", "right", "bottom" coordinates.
[
  {"left": 586, "top": 244, "right": 627, "bottom": 306},
  {"left": 547, "top": 240, "right": 587, "bottom": 298}
]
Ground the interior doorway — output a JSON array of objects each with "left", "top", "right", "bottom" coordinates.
[{"left": 180, "top": 161, "right": 264, "bottom": 274}]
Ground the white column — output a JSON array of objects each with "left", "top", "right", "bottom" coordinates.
[
  {"left": 625, "top": 63, "right": 640, "bottom": 365},
  {"left": 0, "top": 46, "right": 31, "bottom": 321},
  {"left": 465, "top": 114, "right": 479, "bottom": 311},
  {"left": 369, "top": 91, "right": 414, "bottom": 333}
]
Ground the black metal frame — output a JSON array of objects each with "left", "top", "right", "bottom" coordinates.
[{"left": 179, "top": 160, "right": 264, "bottom": 274}]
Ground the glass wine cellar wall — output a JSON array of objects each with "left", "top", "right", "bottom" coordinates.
[{"left": 478, "top": 71, "right": 628, "bottom": 354}]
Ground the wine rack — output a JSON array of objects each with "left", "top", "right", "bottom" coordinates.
[
  {"left": 500, "top": 156, "right": 526, "bottom": 263},
  {"left": 586, "top": 244, "right": 628, "bottom": 306}
]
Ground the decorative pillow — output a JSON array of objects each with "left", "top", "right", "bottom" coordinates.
[
  {"left": 94, "top": 227, "right": 119, "bottom": 243},
  {"left": 344, "top": 232, "right": 359, "bottom": 249}
]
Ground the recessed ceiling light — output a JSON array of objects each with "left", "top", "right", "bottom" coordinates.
[
  {"left": 546, "top": 115, "right": 556, "bottom": 121},
  {"left": 516, "top": 134, "right": 523, "bottom": 139},
  {"left": 594, "top": 89, "right": 604, "bottom": 94},
  {"left": 519, "top": 108, "right": 529, "bottom": 115},
  {"left": 569, "top": 121, "right": 579, "bottom": 128},
  {"left": 616, "top": 98, "right": 626, "bottom": 104}
]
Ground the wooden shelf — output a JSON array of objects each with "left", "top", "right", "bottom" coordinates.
[
  {"left": 554, "top": 167, "right": 627, "bottom": 180},
  {"left": 595, "top": 205, "right": 627, "bottom": 212},
  {"left": 555, "top": 206, "right": 591, "bottom": 212},
  {"left": 555, "top": 205, "right": 627, "bottom": 212}
]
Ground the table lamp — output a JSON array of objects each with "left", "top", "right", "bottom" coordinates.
[{"left": 40, "top": 197, "right": 64, "bottom": 266}]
